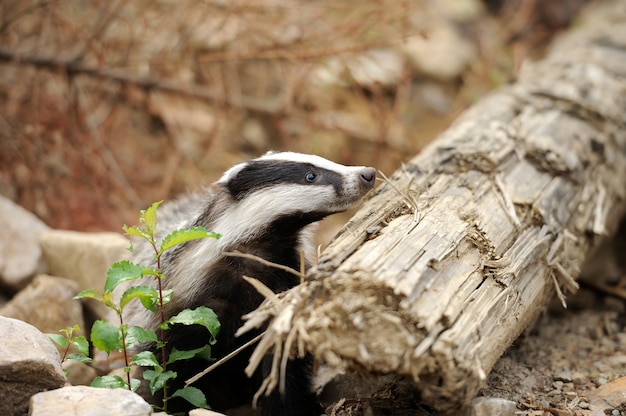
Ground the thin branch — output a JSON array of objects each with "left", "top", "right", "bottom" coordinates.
[
  {"left": 185, "top": 331, "right": 265, "bottom": 386},
  {"left": 223, "top": 250, "right": 303, "bottom": 279},
  {"left": 581, "top": 279, "right": 626, "bottom": 302},
  {"left": 0, "top": 0, "right": 52, "bottom": 34},
  {"left": 197, "top": 36, "right": 415, "bottom": 64},
  {"left": 0, "top": 46, "right": 286, "bottom": 115}
]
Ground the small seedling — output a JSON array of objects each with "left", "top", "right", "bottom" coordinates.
[
  {"left": 47, "top": 324, "right": 93, "bottom": 375},
  {"left": 51, "top": 201, "right": 221, "bottom": 413}
]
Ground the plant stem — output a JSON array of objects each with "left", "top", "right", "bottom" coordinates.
[
  {"left": 153, "top": 242, "right": 169, "bottom": 412},
  {"left": 118, "top": 313, "right": 132, "bottom": 389},
  {"left": 61, "top": 343, "right": 70, "bottom": 362}
]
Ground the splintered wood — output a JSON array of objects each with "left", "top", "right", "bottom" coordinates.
[{"left": 239, "top": 1, "right": 626, "bottom": 411}]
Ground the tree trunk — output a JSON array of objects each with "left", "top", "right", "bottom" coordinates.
[{"left": 240, "top": 1, "right": 626, "bottom": 411}]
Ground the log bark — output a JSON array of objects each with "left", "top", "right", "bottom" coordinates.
[{"left": 240, "top": 1, "right": 626, "bottom": 411}]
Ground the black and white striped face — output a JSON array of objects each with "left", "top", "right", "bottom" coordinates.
[{"left": 219, "top": 152, "right": 376, "bottom": 220}]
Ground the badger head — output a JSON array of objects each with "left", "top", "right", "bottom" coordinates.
[
  {"left": 217, "top": 151, "right": 376, "bottom": 229},
  {"left": 147, "top": 152, "right": 376, "bottom": 321}
]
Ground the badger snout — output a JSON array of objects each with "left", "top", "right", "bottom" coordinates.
[{"left": 359, "top": 167, "right": 377, "bottom": 189}]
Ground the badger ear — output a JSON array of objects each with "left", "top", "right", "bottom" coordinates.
[{"left": 218, "top": 162, "right": 247, "bottom": 185}]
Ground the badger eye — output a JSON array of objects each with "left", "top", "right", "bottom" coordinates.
[{"left": 305, "top": 171, "right": 317, "bottom": 183}]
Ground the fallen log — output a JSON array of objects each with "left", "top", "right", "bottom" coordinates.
[{"left": 239, "top": 1, "right": 626, "bottom": 411}]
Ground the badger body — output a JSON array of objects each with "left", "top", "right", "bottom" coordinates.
[{"left": 125, "top": 151, "right": 376, "bottom": 415}]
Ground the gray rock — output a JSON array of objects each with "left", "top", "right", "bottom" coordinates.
[
  {"left": 470, "top": 397, "right": 517, "bottom": 416},
  {"left": 189, "top": 409, "right": 228, "bottom": 416},
  {"left": 62, "top": 360, "right": 98, "bottom": 387},
  {"left": 399, "top": 21, "right": 477, "bottom": 81},
  {"left": 39, "top": 230, "right": 128, "bottom": 319},
  {"left": 0, "top": 274, "right": 84, "bottom": 336},
  {"left": 0, "top": 316, "right": 66, "bottom": 416},
  {"left": 309, "top": 49, "right": 405, "bottom": 89},
  {"left": 587, "top": 376, "right": 626, "bottom": 416},
  {"left": 0, "top": 196, "right": 50, "bottom": 292},
  {"left": 39, "top": 230, "right": 128, "bottom": 290},
  {"left": 29, "top": 385, "right": 152, "bottom": 416},
  {"left": 346, "top": 49, "right": 406, "bottom": 88}
]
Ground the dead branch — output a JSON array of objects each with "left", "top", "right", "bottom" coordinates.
[{"left": 0, "top": 46, "right": 286, "bottom": 115}]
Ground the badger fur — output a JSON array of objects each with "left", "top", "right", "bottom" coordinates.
[{"left": 124, "top": 151, "right": 376, "bottom": 415}]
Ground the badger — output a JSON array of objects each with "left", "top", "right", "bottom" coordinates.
[{"left": 124, "top": 151, "right": 376, "bottom": 415}]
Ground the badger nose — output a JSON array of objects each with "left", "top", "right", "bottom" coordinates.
[{"left": 360, "top": 167, "right": 377, "bottom": 189}]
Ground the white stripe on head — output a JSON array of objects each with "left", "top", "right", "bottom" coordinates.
[{"left": 257, "top": 151, "right": 367, "bottom": 174}]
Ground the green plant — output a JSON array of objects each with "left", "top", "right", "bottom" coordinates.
[
  {"left": 50, "top": 201, "right": 221, "bottom": 413},
  {"left": 47, "top": 324, "right": 93, "bottom": 375}
]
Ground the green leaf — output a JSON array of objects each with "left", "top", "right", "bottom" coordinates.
[
  {"left": 90, "top": 320, "right": 122, "bottom": 354},
  {"left": 141, "top": 201, "right": 162, "bottom": 235},
  {"left": 166, "top": 345, "right": 211, "bottom": 365},
  {"left": 163, "top": 307, "right": 220, "bottom": 343},
  {"left": 143, "top": 368, "right": 176, "bottom": 395},
  {"left": 66, "top": 353, "right": 94, "bottom": 363},
  {"left": 159, "top": 227, "right": 220, "bottom": 255},
  {"left": 66, "top": 324, "right": 81, "bottom": 334},
  {"left": 71, "top": 335, "right": 90, "bottom": 355},
  {"left": 130, "top": 350, "right": 160, "bottom": 368},
  {"left": 120, "top": 285, "right": 159, "bottom": 312},
  {"left": 125, "top": 326, "right": 157, "bottom": 348},
  {"left": 123, "top": 224, "right": 150, "bottom": 240},
  {"left": 73, "top": 289, "right": 104, "bottom": 303},
  {"left": 171, "top": 386, "right": 210, "bottom": 409},
  {"left": 46, "top": 333, "right": 68, "bottom": 349},
  {"left": 104, "top": 260, "right": 153, "bottom": 293},
  {"left": 129, "top": 378, "right": 141, "bottom": 392},
  {"left": 161, "top": 289, "right": 174, "bottom": 306},
  {"left": 91, "top": 375, "right": 127, "bottom": 389}
]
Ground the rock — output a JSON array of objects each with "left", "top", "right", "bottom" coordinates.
[
  {"left": 62, "top": 360, "right": 98, "bottom": 386},
  {"left": 0, "top": 274, "right": 84, "bottom": 336},
  {"left": 310, "top": 49, "right": 406, "bottom": 89},
  {"left": 0, "top": 196, "right": 50, "bottom": 292},
  {"left": 29, "top": 385, "right": 152, "bottom": 416},
  {"left": 0, "top": 316, "right": 66, "bottom": 416},
  {"left": 469, "top": 397, "right": 517, "bottom": 416},
  {"left": 39, "top": 230, "right": 128, "bottom": 319},
  {"left": 587, "top": 376, "right": 626, "bottom": 416},
  {"left": 148, "top": 92, "right": 217, "bottom": 160},
  {"left": 189, "top": 409, "right": 228, "bottom": 416},
  {"left": 40, "top": 230, "right": 128, "bottom": 290},
  {"left": 399, "top": 21, "right": 477, "bottom": 81},
  {"left": 346, "top": 49, "right": 406, "bottom": 88}
]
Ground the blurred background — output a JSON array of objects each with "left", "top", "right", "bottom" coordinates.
[{"left": 0, "top": 0, "right": 587, "bottom": 240}]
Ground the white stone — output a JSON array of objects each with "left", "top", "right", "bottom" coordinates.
[
  {"left": 40, "top": 230, "right": 128, "bottom": 290},
  {"left": 29, "top": 385, "right": 152, "bottom": 416},
  {"left": 0, "top": 274, "right": 84, "bottom": 336},
  {"left": 470, "top": 397, "right": 517, "bottom": 416},
  {"left": 400, "top": 22, "right": 477, "bottom": 81},
  {"left": 310, "top": 49, "right": 406, "bottom": 89},
  {"left": 0, "top": 316, "right": 66, "bottom": 416},
  {"left": 39, "top": 230, "right": 128, "bottom": 319},
  {"left": 189, "top": 408, "right": 228, "bottom": 416},
  {"left": 0, "top": 196, "right": 50, "bottom": 291},
  {"left": 346, "top": 49, "right": 406, "bottom": 88}
]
